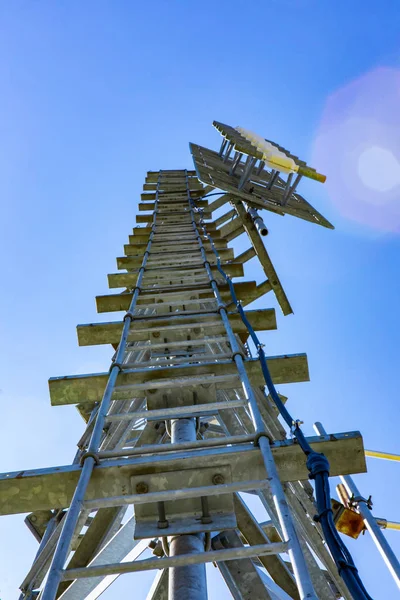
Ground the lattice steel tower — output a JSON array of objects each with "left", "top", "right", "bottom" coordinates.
[{"left": 2, "top": 121, "right": 397, "bottom": 600}]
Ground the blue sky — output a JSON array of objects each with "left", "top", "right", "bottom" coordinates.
[{"left": 0, "top": 1, "right": 400, "bottom": 598}]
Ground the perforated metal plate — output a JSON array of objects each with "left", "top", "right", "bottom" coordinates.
[{"left": 190, "top": 142, "right": 334, "bottom": 229}]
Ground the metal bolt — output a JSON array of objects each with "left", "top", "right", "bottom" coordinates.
[
  {"left": 212, "top": 474, "right": 225, "bottom": 485},
  {"left": 136, "top": 482, "right": 149, "bottom": 494},
  {"left": 30, "top": 515, "right": 37, "bottom": 523}
]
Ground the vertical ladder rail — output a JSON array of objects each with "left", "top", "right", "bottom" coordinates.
[{"left": 41, "top": 175, "right": 163, "bottom": 600}]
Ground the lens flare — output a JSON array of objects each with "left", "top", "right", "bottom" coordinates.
[{"left": 313, "top": 67, "right": 400, "bottom": 231}]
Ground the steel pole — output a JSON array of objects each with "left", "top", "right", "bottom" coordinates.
[
  {"left": 314, "top": 422, "right": 400, "bottom": 590},
  {"left": 168, "top": 418, "right": 208, "bottom": 600}
]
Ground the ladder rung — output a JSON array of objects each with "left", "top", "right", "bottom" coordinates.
[
  {"left": 127, "top": 335, "right": 229, "bottom": 351},
  {"left": 60, "top": 542, "right": 288, "bottom": 580},
  {"left": 98, "top": 433, "right": 255, "bottom": 459},
  {"left": 122, "top": 352, "right": 232, "bottom": 369},
  {"left": 131, "top": 309, "right": 220, "bottom": 322},
  {"left": 132, "top": 298, "right": 217, "bottom": 310},
  {"left": 105, "top": 398, "right": 247, "bottom": 423},
  {"left": 114, "top": 373, "right": 241, "bottom": 393}
]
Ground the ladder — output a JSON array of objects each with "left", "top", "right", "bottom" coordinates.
[{"left": 1, "top": 162, "right": 366, "bottom": 599}]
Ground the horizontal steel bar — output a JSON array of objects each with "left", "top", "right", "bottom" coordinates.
[
  {"left": 105, "top": 398, "right": 247, "bottom": 423},
  {"left": 83, "top": 479, "right": 268, "bottom": 510},
  {"left": 60, "top": 541, "right": 289, "bottom": 580},
  {"left": 114, "top": 373, "right": 240, "bottom": 392},
  {"left": 123, "top": 335, "right": 229, "bottom": 352},
  {"left": 120, "top": 352, "right": 233, "bottom": 370},
  {"left": 97, "top": 433, "right": 256, "bottom": 459},
  {"left": 0, "top": 432, "right": 365, "bottom": 515}
]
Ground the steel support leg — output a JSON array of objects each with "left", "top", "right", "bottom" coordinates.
[{"left": 168, "top": 418, "right": 208, "bottom": 600}]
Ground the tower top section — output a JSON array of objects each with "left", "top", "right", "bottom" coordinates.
[{"left": 190, "top": 120, "right": 333, "bottom": 229}]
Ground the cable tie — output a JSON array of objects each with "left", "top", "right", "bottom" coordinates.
[
  {"left": 337, "top": 559, "right": 359, "bottom": 576},
  {"left": 306, "top": 452, "right": 330, "bottom": 479}
]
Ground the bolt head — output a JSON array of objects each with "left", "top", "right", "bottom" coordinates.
[
  {"left": 136, "top": 482, "right": 149, "bottom": 494},
  {"left": 212, "top": 473, "right": 225, "bottom": 485}
]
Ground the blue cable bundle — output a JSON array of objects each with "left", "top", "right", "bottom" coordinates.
[{"left": 193, "top": 204, "right": 374, "bottom": 600}]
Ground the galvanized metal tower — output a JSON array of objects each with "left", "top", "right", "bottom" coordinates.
[{"left": 2, "top": 121, "right": 396, "bottom": 600}]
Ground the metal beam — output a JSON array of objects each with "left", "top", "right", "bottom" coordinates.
[
  {"left": 212, "top": 530, "right": 273, "bottom": 599},
  {"left": 0, "top": 433, "right": 365, "bottom": 515}
]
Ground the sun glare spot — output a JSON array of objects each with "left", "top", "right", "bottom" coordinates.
[
  {"left": 313, "top": 67, "right": 400, "bottom": 232},
  {"left": 358, "top": 146, "right": 400, "bottom": 195}
]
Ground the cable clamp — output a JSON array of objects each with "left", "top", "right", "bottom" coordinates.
[
  {"left": 231, "top": 350, "right": 246, "bottom": 361},
  {"left": 123, "top": 311, "right": 135, "bottom": 321},
  {"left": 290, "top": 419, "right": 304, "bottom": 435},
  {"left": 209, "top": 279, "right": 218, "bottom": 288},
  {"left": 313, "top": 507, "right": 333, "bottom": 523},
  {"left": 217, "top": 304, "right": 227, "bottom": 314},
  {"left": 109, "top": 361, "right": 124, "bottom": 373},
  {"left": 80, "top": 451, "right": 100, "bottom": 466},
  {"left": 348, "top": 494, "right": 373, "bottom": 510},
  {"left": 254, "top": 431, "right": 273, "bottom": 446}
]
